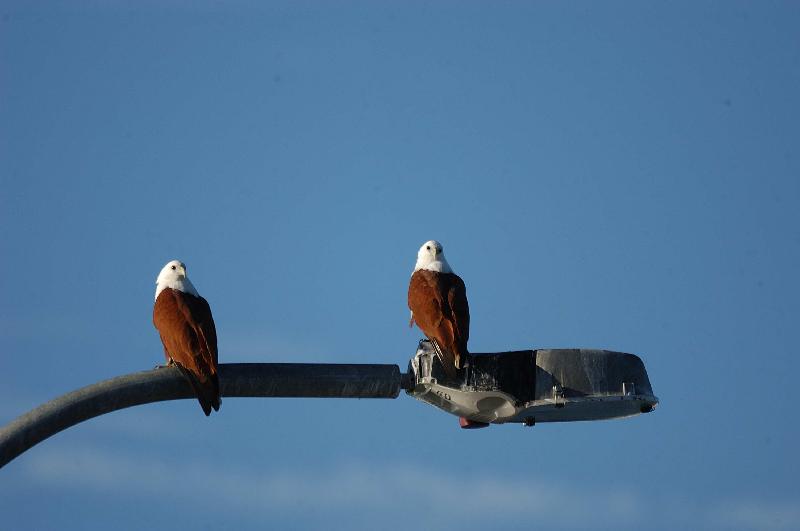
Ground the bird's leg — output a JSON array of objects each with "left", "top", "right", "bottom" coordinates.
[{"left": 154, "top": 358, "right": 176, "bottom": 370}]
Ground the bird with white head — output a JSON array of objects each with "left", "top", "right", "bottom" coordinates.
[
  {"left": 408, "top": 240, "right": 470, "bottom": 380},
  {"left": 153, "top": 259, "right": 221, "bottom": 416}
]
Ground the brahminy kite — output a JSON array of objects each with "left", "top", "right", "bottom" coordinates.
[
  {"left": 408, "top": 240, "right": 470, "bottom": 379},
  {"left": 153, "top": 260, "right": 221, "bottom": 416}
]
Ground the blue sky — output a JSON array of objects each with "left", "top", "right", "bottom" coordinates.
[{"left": 1, "top": 1, "right": 799, "bottom": 529}]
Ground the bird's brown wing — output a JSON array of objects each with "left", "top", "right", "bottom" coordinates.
[
  {"left": 446, "top": 273, "right": 470, "bottom": 364},
  {"left": 153, "top": 288, "right": 221, "bottom": 415},
  {"left": 190, "top": 295, "right": 219, "bottom": 368},
  {"left": 408, "top": 270, "right": 470, "bottom": 378}
]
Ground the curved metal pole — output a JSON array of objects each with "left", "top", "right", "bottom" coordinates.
[{"left": 0, "top": 363, "right": 403, "bottom": 469}]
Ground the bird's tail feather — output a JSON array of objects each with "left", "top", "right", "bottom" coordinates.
[
  {"left": 174, "top": 363, "right": 220, "bottom": 416},
  {"left": 430, "top": 338, "right": 458, "bottom": 380}
]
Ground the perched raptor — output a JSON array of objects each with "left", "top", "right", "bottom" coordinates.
[
  {"left": 153, "top": 260, "right": 221, "bottom": 416},
  {"left": 408, "top": 240, "right": 470, "bottom": 380}
]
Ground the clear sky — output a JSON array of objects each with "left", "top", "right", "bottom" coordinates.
[{"left": 1, "top": 1, "right": 799, "bottom": 530}]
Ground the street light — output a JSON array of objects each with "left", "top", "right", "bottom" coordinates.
[{"left": 0, "top": 342, "right": 657, "bottom": 468}]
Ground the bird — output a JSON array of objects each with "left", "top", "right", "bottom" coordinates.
[
  {"left": 153, "top": 260, "right": 221, "bottom": 416},
  {"left": 408, "top": 240, "right": 470, "bottom": 380}
]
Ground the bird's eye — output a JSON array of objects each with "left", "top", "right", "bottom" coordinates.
[
  {"left": 171, "top": 265, "right": 176, "bottom": 270},
  {"left": 426, "top": 246, "right": 431, "bottom": 250}
]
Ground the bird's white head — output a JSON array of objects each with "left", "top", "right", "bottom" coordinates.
[
  {"left": 414, "top": 240, "right": 453, "bottom": 273},
  {"left": 155, "top": 259, "right": 200, "bottom": 300}
]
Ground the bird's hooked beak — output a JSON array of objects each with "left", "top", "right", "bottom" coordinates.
[
  {"left": 432, "top": 247, "right": 439, "bottom": 260},
  {"left": 178, "top": 266, "right": 187, "bottom": 279}
]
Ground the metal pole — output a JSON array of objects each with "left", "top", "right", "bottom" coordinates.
[{"left": 0, "top": 363, "right": 402, "bottom": 469}]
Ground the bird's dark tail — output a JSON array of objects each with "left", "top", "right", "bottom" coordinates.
[
  {"left": 430, "top": 338, "right": 459, "bottom": 381},
  {"left": 174, "top": 363, "right": 221, "bottom": 416}
]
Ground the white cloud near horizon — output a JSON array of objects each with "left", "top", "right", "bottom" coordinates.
[
  {"left": 19, "top": 445, "right": 800, "bottom": 531},
  {"left": 22, "top": 445, "right": 643, "bottom": 530},
  {"left": 708, "top": 499, "right": 800, "bottom": 530}
]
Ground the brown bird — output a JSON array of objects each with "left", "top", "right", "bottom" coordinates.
[
  {"left": 153, "top": 260, "right": 221, "bottom": 416},
  {"left": 408, "top": 240, "right": 470, "bottom": 379}
]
